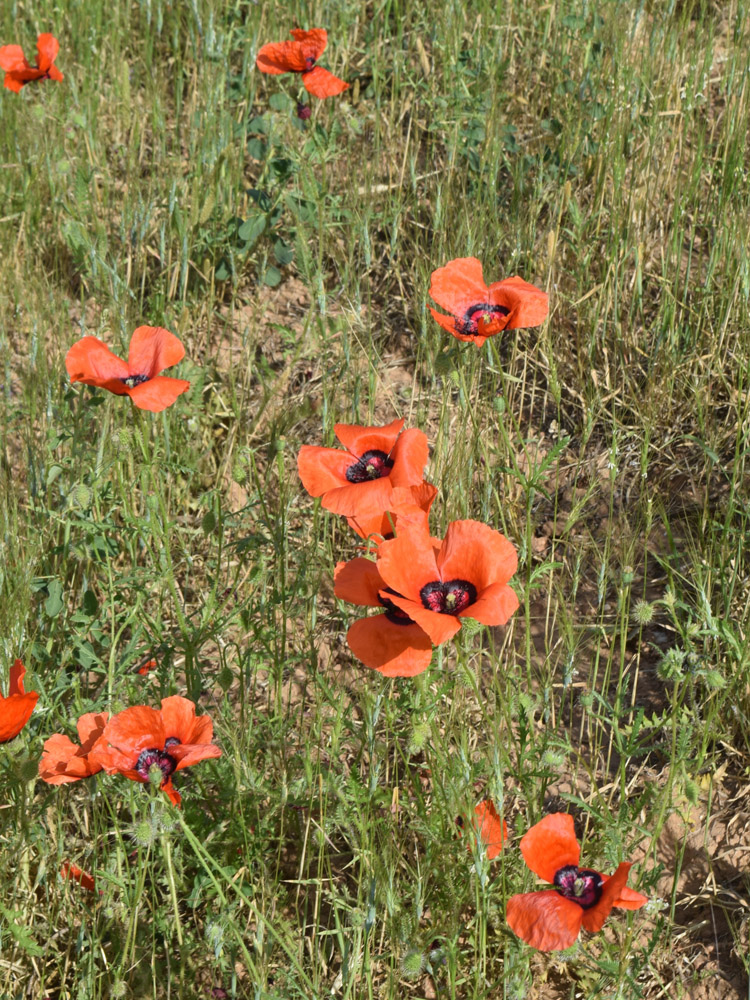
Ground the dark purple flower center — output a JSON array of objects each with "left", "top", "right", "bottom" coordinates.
[
  {"left": 379, "top": 587, "right": 415, "bottom": 626},
  {"left": 135, "top": 737, "right": 181, "bottom": 782},
  {"left": 346, "top": 449, "right": 394, "bottom": 484},
  {"left": 304, "top": 56, "right": 316, "bottom": 71},
  {"left": 122, "top": 374, "right": 149, "bottom": 388},
  {"left": 457, "top": 303, "right": 510, "bottom": 336},
  {"left": 553, "top": 865, "right": 603, "bottom": 909},
  {"left": 297, "top": 102, "right": 311, "bottom": 120},
  {"left": 420, "top": 579, "right": 477, "bottom": 615}
]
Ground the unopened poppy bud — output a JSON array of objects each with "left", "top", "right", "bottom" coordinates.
[
  {"left": 400, "top": 949, "right": 424, "bottom": 979},
  {"left": 632, "top": 600, "right": 654, "bottom": 625},
  {"left": 110, "top": 980, "right": 129, "bottom": 999},
  {"left": 111, "top": 428, "right": 132, "bottom": 456},
  {"left": 148, "top": 763, "right": 164, "bottom": 788},
  {"left": 133, "top": 819, "right": 156, "bottom": 847},
  {"left": 297, "top": 102, "right": 311, "bottom": 120},
  {"left": 70, "top": 483, "right": 92, "bottom": 509}
]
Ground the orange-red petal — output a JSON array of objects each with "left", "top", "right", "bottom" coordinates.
[
  {"left": 520, "top": 813, "right": 580, "bottom": 882},
  {"left": 303, "top": 66, "right": 348, "bottom": 98},
  {"left": 256, "top": 40, "right": 307, "bottom": 74},
  {"left": 35, "top": 33, "right": 59, "bottom": 73},
  {"left": 0, "top": 660, "right": 38, "bottom": 743},
  {"left": 61, "top": 862, "right": 96, "bottom": 892},
  {"left": 126, "top": 376, "right": 190, "bottom": 412},
  {"left": 506, "top": 891, "right": 583, "bottom": 951},
  {"left": 289, "top": 28, "right": 328, "bottom": 59},
  {"left": 170, "top": 742, "right": 223, "bottom": 770},
  {"left": 469, "top": 800, "right": 508, "bottom": 859},
  {"left": 384, "top": 593, "right": 462, "bottom": 645},
  {"left": 581, "top": 862, "right": 632, "bottom": 933},
  {"left": 101, "top": 705, "right": 165, "bottom": 758},
  {"left": 388, "top": 428, "right": 429, "bottom": 488},
  {"left": 320, "top": 476, "right": 394, "bottom": 517},
  {"left": 127, "top": 325, "right": 185, "bottom": 378},
  {"left": 160, "top": 695, "right": 213, "bottom": 746},
  {"left": 429, "top": 258, "right": 489, "bottom": 317},
  {"left": 459, "top": 581, "right": 519, "bottom": 626},
  {"left": 334, "top": 557, "right": 384, "bottom": 607},
  {"left": 610, "top": 883, "right": 649, "bottom": 910},
  {"left": 39, "top": 711, "right": 108, "bottom": 784},
  {"left": 346, "top": 615, "right": 432, "bottom": 676},
  {"left": 377, "top": 523, "right": 440, "bottom": 603},
  {"left": 334, "top": 418, "right": 405, "bottom": 457},
  {"left": 0, "top": 44, "right": 29, "bottom": 73},
  {"left": 297, "top": 445, "right": 352, "bottom": 497},
  {"left": 65, "top": 337, "right": 130, "bottom": 391},
  {"left": 437, "top": 520, "right": 518, "bottom": 593},
  {"left": 488, "top": 276, "right": 549, "bottom": 330}
]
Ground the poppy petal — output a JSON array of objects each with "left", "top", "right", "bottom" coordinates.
[
  {"left": 161, "top": 777, "right": 182, "bottom": 806},
  {"left": 384, "top": 593, "right": 462, "bottom": 645},
  {"left": 333, "top": 418, "right": 405, "bottom": 458},
  {"left": 303, "top": 65, "right": 349, "bottom": 98},
  {"left": 35, "top": 33, "right": 59, "bottom": 73},
  {"left": 334, "top": 557, "right": 384, "bottom": 607},
  {"left": 8, "top": 659, "right": 27, "bottom": 697},
  {"left": 289, "top": 28, "right": 328, "bottom": 59},
  {"left": 321, "top": 476, "right": 394, "bottom": 517},
  {"left": 388, "top": 428, "right": 429, "bottom": 488},
  {"left": 46, "top": 64, "right": 64, "bottom": 82},
  {"left": 429, "top": 258, "right": 488, "bottom": 317},
  {"left": 489, "top": 276, "right": 549, "bottom": 330},
  {"left": 126, "top": 376, "right": 191, "bottom": 412},
  {"left": 65, "top": 337, "right": 130, "bottom": 391},
  {"left": 61, "top": 862, "right": 96, "bottom": 892},
  {"left": 297, "top": 445, "right": 353, "bottom": 497},
  {"left": 76, "top": 710, "right": 109, "bottom": 746},
  {"left": 520, "top": 813, "right": 580, "bottom": 882},
  {"left": 506, "top": 891, "right": 583, "bottom": 951},
  {"left": 470, "top": 800, "right": 508, "bottom": 859},
  {"left": 346, "top": 615, "right": 433, "bottom": 676},
  {"left": 0, "top": 660, "right": 38, "bottom": 743},
  {"left": 610, "top": 883, "right": 649, "bottom": 910},
  {"left": 0, "top": 45, "right": 29, "bottom": 73},
  {"left": 428, "top": 306, "right": 461, "bottom": 338},
  {"left": 2, "top": 74, "right": 24, "bottom": 93},
  {"left": 170, "top": 742, "right": 223, "bottom": 770},
  {"left": 581, "top": 862, "right": 633, "bottom": 933},
  {"left": 377, "top": 523, "right": 440, "bottom": 602},
  {"left": 437, "top": 520, "right": 518, "bottom": 593},
  {"left": 127, "top": 326, "right": 185, "bottom": 378},
  {"left": 102, "top": 705, "right": 165, "bottom": 756},
  {"left": 256, "top": 40, "right": 307, "bottom": 74},
  {"left": 160, "top": 695, "right": 213, "bottom": 746},
  {"left": 460, "top": 581, "right": 519, "bottom": 626}
]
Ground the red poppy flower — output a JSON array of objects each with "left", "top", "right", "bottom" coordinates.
[
  {"left": 506, "top": 813, "right": 648, "bottom": 951},
  {"left": 298, "top": 418, "right": 429, "bottom": 518},
  {"left": 136, "top": 657, "right": 158, "bottom": 676},
  {"left": 429, "top": 258, "right": 548, "bottom": 347},
  {"left": 346, "top": 482, "right": 438, "bottom": 542},
  {"left": 334, "top": 557, "right": 433, "bottom": 677},
  {"left": 0, "top": 34, "right": 63, "bottom": 93},
  {"left": 90, "top": 696, "right": 221, "bottom": 806},
  {"left": 467, "top": 800, "right": 508, "bottom": 860},
  {"left": 61, "top": 861, "right": 96, "bottom": 893},
  {"left": 0, "top": 660, "right": 38, "bottom": 743},
  {"left": 256, "top": 28, "right": 348, "bottom": 99},
  {"left": 65, "top": 326, "right": 190, "bottom": 413},
  {"left": 375, "top": 518, "right": 519, "bottom": 645},
  {"left": 39, "top": 712, "right": 109, "bottom": 784}
]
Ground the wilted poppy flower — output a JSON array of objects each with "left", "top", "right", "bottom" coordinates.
[
  {"left": 334, "top": 557, "right": 433, "bottom": 677},
  {"left": 375, "top": 518, "right": 519, "bottom": 645},
  {"left": 0, "top": 660, "right": 38, "bottom": 743},
  {"left": 429, "top": 258, "right": 548, "bottom": 347},
  {"left": 0, "top": 34, "right": 63, "bottom": 93},
  {"left": 90, "top": 696, "right": 221, "bottom": 806},
  {"left": 506, "top": 813, "right": 648, "bottom": 951},
  {"left": 65, "top": 326, "right": 190, "bottom": 413},
  {"left": 346, "top": 482, "right": 438, "bottom": 542},
  {"left": 256, "top": 29, "right": 348, "bottom": 98},
  {"left": 467, "top": 800, "right": 508, "bottom": 860},
  {"left": 39, "top": 712, "right": 109, "bottom": 784},
  {"left": 61, "top": 861, "right": 96, "bottom": 893},
  {"left": 298, "top": 418, "right": 429, "bottom": 518}
]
